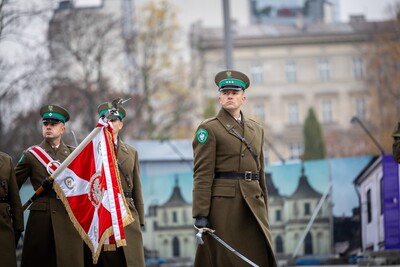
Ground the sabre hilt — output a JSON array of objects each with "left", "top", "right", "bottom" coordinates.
[{"left": 194, "top": 225, "right": 215, "bottom": 245}]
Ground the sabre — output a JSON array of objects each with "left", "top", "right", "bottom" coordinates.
[
  {"left": 194, "top": 226, "right": 259, "bottom": 267},
  {"left": 22, "top": 98, "right": 126, "bottom": 210}
]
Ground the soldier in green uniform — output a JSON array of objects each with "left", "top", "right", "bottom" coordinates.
[
  {"left": 393, "top": 122, "right": 400, "bottom": 163},
  {"left": 83, "top": 102, "right": 145, "bottom": 267},
  {"left": 0, "top": 151, "right": 24, "bottom": 267},
  {"left": 15, "top": 104, "right": 84, "bottom": 267},
  {"left": 192, "top": 70, "right": 277, "bottom": 267}
]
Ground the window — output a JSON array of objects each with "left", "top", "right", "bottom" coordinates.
[
  {"left": 172, "top": 236, "right": 180, "bottom": 257},
  {"left": 254, "top": 103, "right": 265, "bottom": 123},
  {"left": 286, "top": 61, "right": 297, "bottom": 82},
  {"left": 251, "top": 64, "right": 263, "bottom": 84},
  {"left": 275, "top": 236, "right": 284, "bottom": 253},
  {"left": 172, "top": 211, "right": 177, "bottom": 223},
  {"left": 275, "top": 209, "right": 282, "bottom": 222},
  {"left": 355, "top": 97, "right": 366, "bottom": 120},
  {"left": 304, "top": 203, "right": 311, "bottom": 215},
  {"left": 367, "top": 189, "right": 372, "bottom": 223},
  {"left": 289, "top": 143, "right": 303, "bottom": 159},
  {"left": 305, "top": 232, "right": 313, "bottom": 254},
  {"left": 321, "top": 99, "right": 333, "bottom": 123},
  {"left": 319, "top": 58, "right": 330, "bottom": 81},
  {"left": 288, "top": 101, "right": 299, "bottom": 125},
  {"left": 353, "top": 57, "right": 364, "bottom": 79}
]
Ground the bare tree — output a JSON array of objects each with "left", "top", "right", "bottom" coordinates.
[
  {"left": 364, "top": 4, "right": 400, "bottom": 153},
  {"left": 127, "top": 0, "right": 194, "bottom": 139},
  {"left": 47, "top": 8, "right": 123, "bottom": 138},
  {"left": 0, "top": 0, "right": 55, "bottom": 157}
]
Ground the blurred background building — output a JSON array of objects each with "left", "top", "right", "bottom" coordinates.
[{"left": 3, "top": 0, "right": 400, "bottom": 265}]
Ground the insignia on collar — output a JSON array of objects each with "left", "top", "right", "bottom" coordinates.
[
  {"left": 196, "top": 128, "right": 208, "bottom": 144},
  {"left": 17, "top": 154, "right": 24, "bottom": 164}
]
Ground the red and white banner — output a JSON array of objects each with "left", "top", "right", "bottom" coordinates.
[{"left": 52, "top": 119, "right": 133, "bottom": 263}]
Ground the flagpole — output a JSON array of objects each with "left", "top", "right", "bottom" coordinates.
[{"left": 23, "top": 124, "right": 104, "bottom": 210}]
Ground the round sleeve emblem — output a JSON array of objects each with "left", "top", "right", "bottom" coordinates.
[{"left": 196, "top": 128, "right": 208, "bottom": 144}]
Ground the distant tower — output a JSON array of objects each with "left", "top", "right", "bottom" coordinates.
[{"left": 120, "top": 0, "right": 138, "bottom": 93}]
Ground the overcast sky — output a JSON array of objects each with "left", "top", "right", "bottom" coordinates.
[{"left": 339, "top": 0, "right": 399, "bottom": 22}]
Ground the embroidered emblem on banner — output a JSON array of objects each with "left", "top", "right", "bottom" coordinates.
[
  {"left": 196, "top": 128, "right": 208, "bottom": 144},
  {"left": 88, "top": 171, "right": 103, "bottom": 208}
]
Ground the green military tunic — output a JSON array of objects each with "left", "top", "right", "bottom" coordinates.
[
  {"left": 85, "top": 139, "right": 145, "bottom": 267},
  {"left": 0, "top": 152, "right": 24, "bottom": 267},
  {"left": 192, "top": 108, "right": 277, "bottom": 267},
  {"left": 15, "top": 140, "right": 84, "bottom": 267}
]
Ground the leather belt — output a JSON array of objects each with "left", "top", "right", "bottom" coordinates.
[
  {"left": 214, "top": 171, "right": 259, "bottom": 181},
  {"left": 124, "top": 192, "right": 132, "bottom": 198},
  {"left": 0, "top": 197, "right": 8, "bottom": 203}
]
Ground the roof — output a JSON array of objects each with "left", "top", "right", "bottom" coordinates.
[
  {"left": 289, "top": 164, "right": 322, "bottom": 200},
  {"left": 191, "top": 20, "right": 393, "bottom": 48},
  {"left": 126, "top": 139, "right": 193, "bottom": 161},
  {"left": 265, "top": 172, "right": 281, "bottom": 197},
  {"left": 160, "top": 177, "right": 189, "bottom": 208},
  {"left": 353, "top": 155, "right": 380, "bottom": 185}
]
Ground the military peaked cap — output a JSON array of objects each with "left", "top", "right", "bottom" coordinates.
[
  {"left": 215, "top": 70, "right": 250, "bottom": 91},
  {"left": 97, "top": 102, "right": 126, "bottom": 120},
  {"left": 40, "top": 104, "right": 70, "bottom": 123}
]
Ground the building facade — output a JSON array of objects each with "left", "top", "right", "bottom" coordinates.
[
  {"left": 141, "top": 162, "right": 332, "bottom": 262},
  {"left": 189, "top": 18, "right": 386, "bottom": 162},
  {"left": 142, "top": 178, "right": 196, "bottom": 262},
  {"left": 268, "top": 166, "right": 332, "bottom": 259}
]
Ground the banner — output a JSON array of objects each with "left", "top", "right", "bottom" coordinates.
[
  {"left": 53, "top": 119, "right": 133, "bottom": 263},
  {"left": 382, "top": 154, "right": 400, "bottom": 250}
]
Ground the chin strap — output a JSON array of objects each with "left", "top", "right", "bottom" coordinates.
[{"left": 194, "top": 225, "right": 259, "bottom": 267}]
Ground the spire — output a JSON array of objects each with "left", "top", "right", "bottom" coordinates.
[
  {"left": 290, "top": 162, "right": 322, "bottom": 200},
  {"left": 161, "top": 175, "right": 188, "bottom": 207}
]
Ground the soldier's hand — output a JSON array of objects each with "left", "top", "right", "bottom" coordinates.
[
  {"left": 194, "top": 216, "right": 210, "bottom": 229},
  {"left": 41, "top": 178, "right": 53, "bottom": 190}
]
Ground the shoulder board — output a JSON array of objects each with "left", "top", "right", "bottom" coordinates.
[
  {"left": 201, "top": 116, "right": 217, "bottom": 124},
  {"left": 248, "top": 118, "right": 262, "bottom": 126},
  {"left": 67, "top": 145, "right": 76, "bottom": 152}
]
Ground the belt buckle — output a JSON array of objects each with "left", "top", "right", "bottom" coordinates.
[{"left": 245, "top": 171, "right": 252, "bottom": 182}]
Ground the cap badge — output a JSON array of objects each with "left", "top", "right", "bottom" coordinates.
[
  {"left": 107, "top": 103, "right": 112, "bottom": 108},
  {"left": 48, "top": 105, "right": 53, "bottom": 111},
  {"left": 49, "top": 113, "right": 53, "bottom": 117},
  {"left": 226, "top": 71, "right": 232, "bottom": 78}
]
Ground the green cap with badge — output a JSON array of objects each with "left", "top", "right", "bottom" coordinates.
[
  {"left": 40, "top": 104, "right": 70, "bottom": 123},
  {"left": 97, "top": 102, "right": 126, "bottom": 121},
  {"left": 215, "top": 70, "right": 250, "bottom": 91}
]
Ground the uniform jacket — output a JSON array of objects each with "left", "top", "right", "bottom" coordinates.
[
  {"left": 15, "top": 140, "right": 84, "bottom": 267},
  {"left": 0, "top": 152, "right": 24, "bottom": 267},
  {"left": 116, "top": 139, "right": 145, "bottom": 267},
  {"left": 192, "top": 108, "right": 276, "bottom": 267}
]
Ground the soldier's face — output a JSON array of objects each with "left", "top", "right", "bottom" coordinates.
[
  {"left": 219, "top": 89, "right": 246, "bottom": 111},
  {"left": 42, "top": 121, "right": 65, "bottom": 140},
  {"left": 110, "top": 119, "right": 123, "bottom": 135}
]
